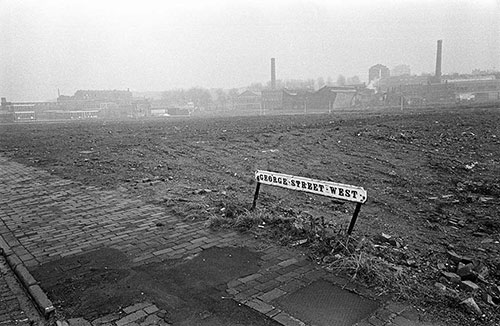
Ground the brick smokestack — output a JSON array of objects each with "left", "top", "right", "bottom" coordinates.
[
  {"left": 271, "top": 58, "right": 276, "bottom": 89},
  {"left": 435, "top": 40, "right": 442, "bottom": 81}
]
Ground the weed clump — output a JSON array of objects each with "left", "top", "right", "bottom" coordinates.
[{"left": 206, "top": 201, "right": 421, "bottom": 300}]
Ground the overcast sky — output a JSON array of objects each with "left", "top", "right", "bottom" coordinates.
[{"left": 1, "top": 0, "right": 499, "bottom": 101}]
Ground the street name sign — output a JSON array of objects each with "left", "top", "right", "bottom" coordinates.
[{"left": 252, "top": 170, "right": 368, "bottom": 235}]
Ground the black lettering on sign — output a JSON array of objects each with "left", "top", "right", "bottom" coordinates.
[{"left": 255, "top": 170, "right": 366, "bottom": 204}]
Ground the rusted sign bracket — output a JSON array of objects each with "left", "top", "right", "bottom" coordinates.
[{"left": 251, "top": 170, "right": 367, "bottom": 235}]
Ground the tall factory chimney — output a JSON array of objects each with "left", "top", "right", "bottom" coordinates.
[
  {"left": 271, "top": 58, "right": 276, "bottom": 89},
  {"left": 435, "top": 40, "right": 442, "bottom": 82}
]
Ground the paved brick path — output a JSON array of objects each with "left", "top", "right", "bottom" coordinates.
[{"left": 0, "top": 155, "right": 444, "bottom": 326}]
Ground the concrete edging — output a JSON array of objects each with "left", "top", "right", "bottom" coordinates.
[{"left": 0, "top": 234, "right": 55, "bottom": 318}]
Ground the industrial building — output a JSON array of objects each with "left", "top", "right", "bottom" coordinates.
[
  {"left": 260, "top": 58, "right": 358, "bottom": 113},
  {"left": 0, "top": 89, "right": 150, "bottom": 122},
  {"left": 369, "top": 64, "right": 390, "bottom": 82},
  {"left": 392, "top": 64, "right": 411, "bottom": 76},
  {"left": 445, "top": 77, "right": 500, "bottom": 102},
  {"left": 372, "top": 40, "right": 500, "bottom": 107},
  {"left": 233, "top": 90, "right": 261, "bottom": 111}
]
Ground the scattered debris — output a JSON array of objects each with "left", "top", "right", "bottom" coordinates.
[
  {"left": 460, "top": 297, "right": 482, "bottom": 316},
  {"left": 464, "top": 162, "right": 478, "bottom": 170},
  {"left": 456, "top": 263, "right": 474, "bottom": 280},
  {"left": 460, "top": 280, "right": 480, "bottom": 292},
  {"left": 193, "top": 189, "right": 213, "bottom": 195},
  {"left": 434, "top": 282, "right": 447, "bottom": 292},
  {"left": 441, "top": 271, "right": 461, "bottom": 283},
  {"left": 373, "top": 233, "right": 399, "bottom": 247},
  {"left": 291, "top": 239, "right": 308, "bottom": 247},
  {"left": 447, "top": 251, "right": 473, "bottom": 264},
  {"left": 482, "top": 293, "right": 496, "bottom": 306}
]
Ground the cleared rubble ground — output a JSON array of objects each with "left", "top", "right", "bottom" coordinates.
[{"left": 0, "top": 107, "right": 499, "bottom": 325}]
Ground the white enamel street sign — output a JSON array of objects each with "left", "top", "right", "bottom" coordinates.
[{"left": 254, "top": 170, "right": 367, "bottom": 204}]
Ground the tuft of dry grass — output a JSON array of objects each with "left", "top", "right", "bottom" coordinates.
[
  {"left": 327, "top": 250, "right": 413, "bottom": 299},
  {"left": 206, "top": 207, "right": 269, "bottom": 231}
]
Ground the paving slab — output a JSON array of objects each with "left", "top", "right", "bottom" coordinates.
[{"left": 275, "top": 280, "right": 379, "bottom": 326}]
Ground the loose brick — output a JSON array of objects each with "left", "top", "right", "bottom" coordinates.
[
  {"left": 140, "top": 314, "right": 162, "bottom": 325},
  {"left": 190, "top": 237, "right": 208, "bottom": 244},
  {"left": 367, "top": 316, "right": 385, "bottom": 326},
  {"left": 227, "top": 279, "right": 242, "bottom": 288},
  {"left": 238, "top": 273, "right": 262, "bottom": 283},
  {"left": 246, "top": 299, "right": 274, "bottom": 314},
  {"left": 143, "top": 304, "right": 159, "bottom": 314},
  {"left": 116, "top": 310, "right": 147, "bottom": 326},
  {"left": 255, "top": 280, "right": 279, "bottom": 292},
  {"left": 67, "top": 317, "right": 91, "bottom": 325},
  {"left": 123, "top": 302, "right": 151, "bottom": 314},
  {"left": 226, "top": 288, "right": 239, "bottom": 295},
  {"left": 273, "top": 312, "right": 306, "bottom": 326},
  {"left": 265, "top": 308, "right": 282, "bottom": 318},
  {"left": 91, "top": 313, "right": 121, "bottom": 325},
  {"left": 278, "top": 258, "right": 298, "bottom": 267},
  {"left": 132, "top": 254, "right": 155, "bottom": 264},
  {"left": 275, "top": 273, "right": 295, "bottom": 283},
  {"left": 152, "top": 248, "right": 173, "bottom": 256},
  {"left": 278, "top": 279, "right": 305, "bottom": 293},
  {"left": 258, "top": 288, "right": 286, "bottom": 302},
  {"left": 460, "top": 280, "right": 480, "bottom": 292}
]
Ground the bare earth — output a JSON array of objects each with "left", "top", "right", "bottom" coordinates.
[{"left": 0, "top": 107, "right": 499, "bottom": 325}]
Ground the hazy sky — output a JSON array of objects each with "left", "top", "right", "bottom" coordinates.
[{"left": 1, "top": 0, "right": 499, "bottom": 101}]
